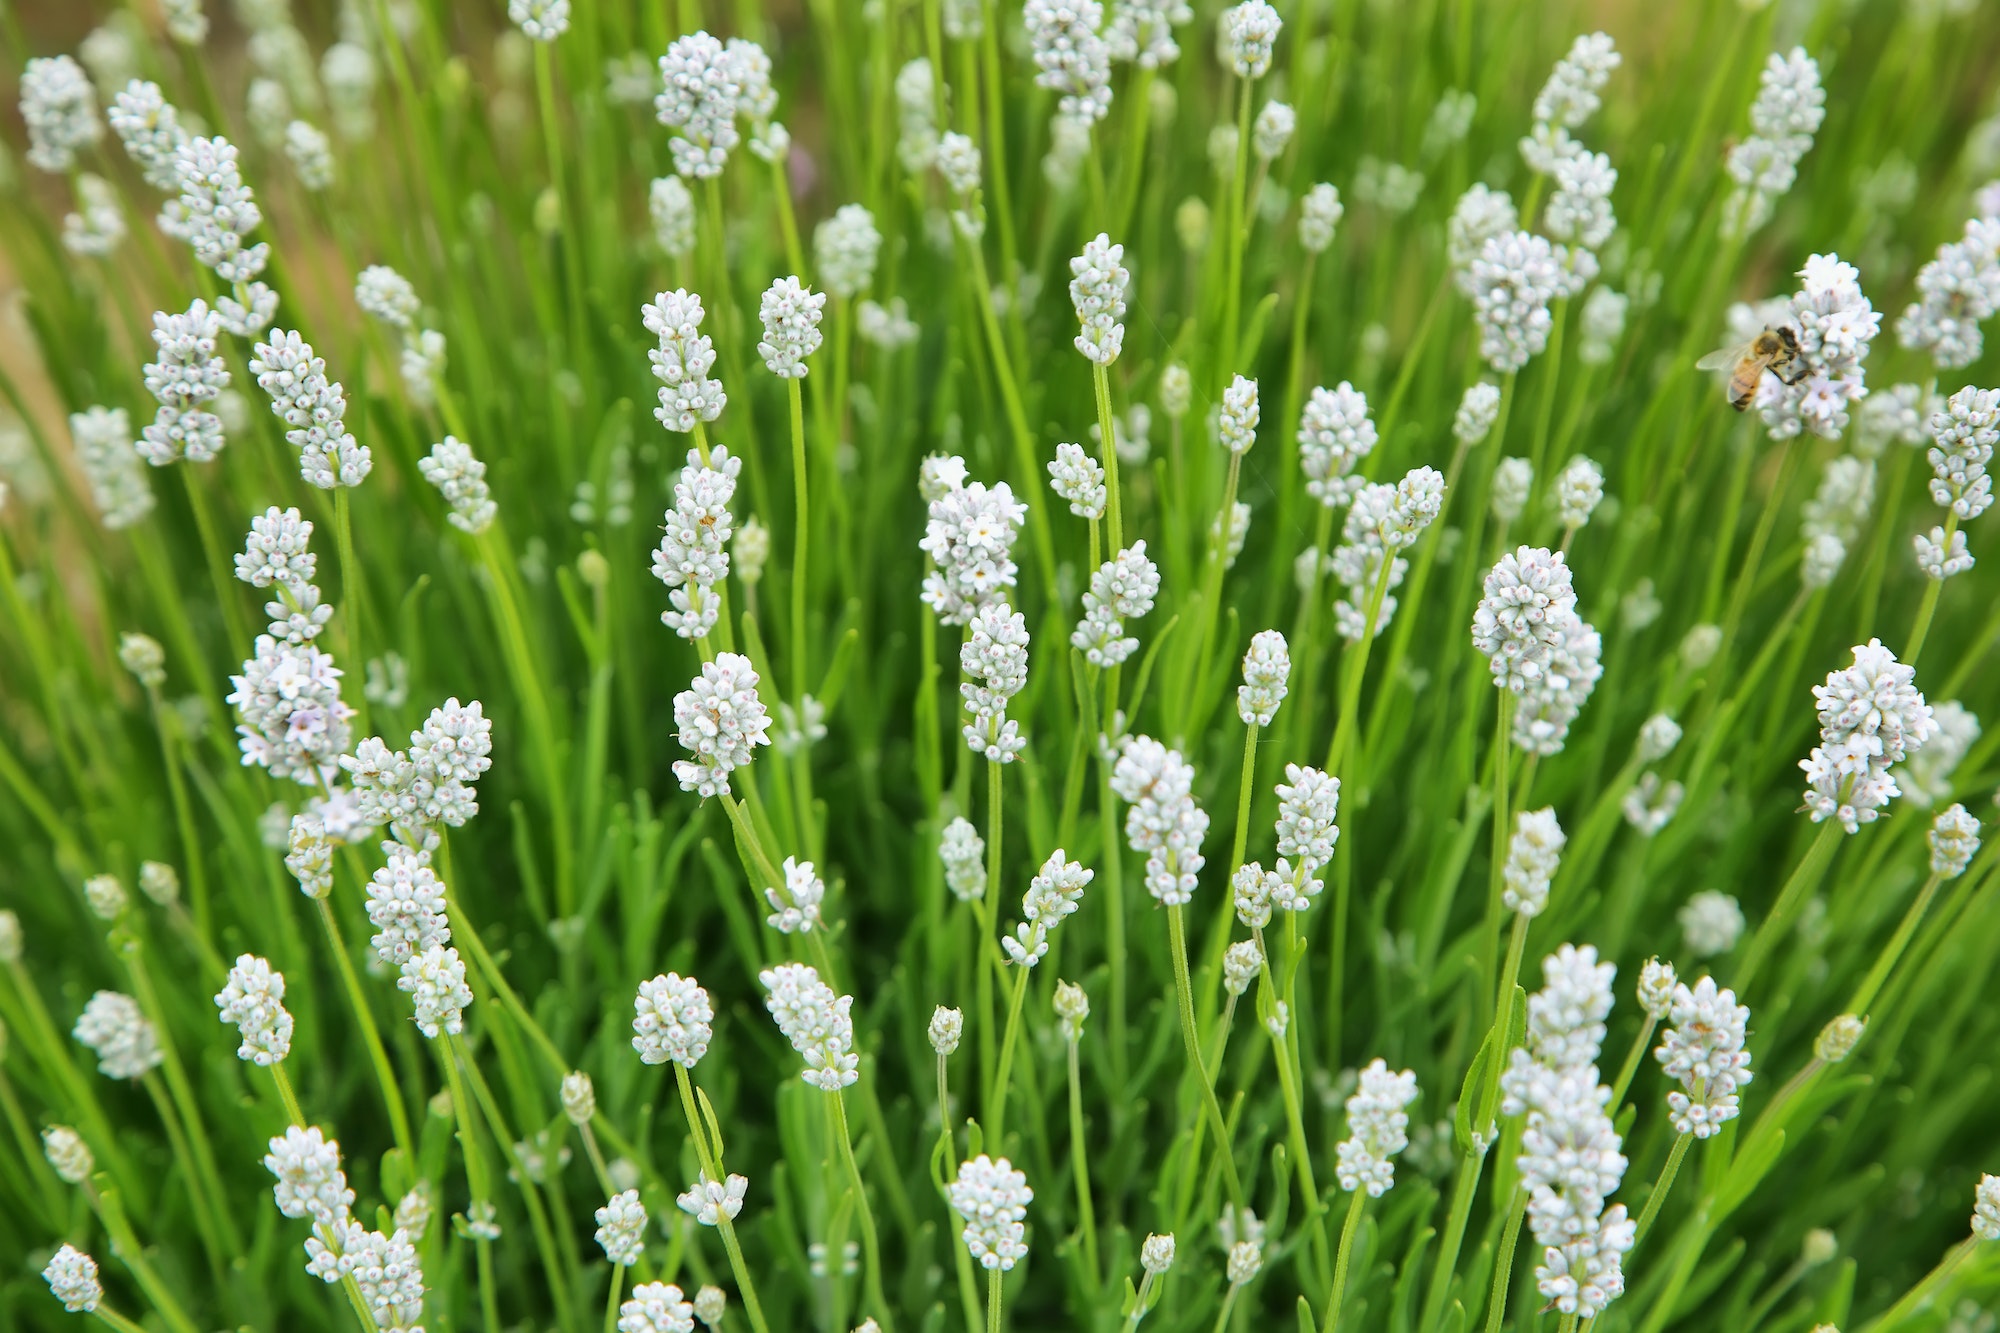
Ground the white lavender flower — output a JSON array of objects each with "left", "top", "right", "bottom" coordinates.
[
  {"left": 1624, "top": 768, "right": 1688, "bottom": 832},
  {"left": 1252, "top": 100, "right": 1294, "bottom": 161},
  {"left": 1654, "top": 976, "right": 1754, "bottom": 1138},
  {"left": 287, "top": 813, "right": 334, "bottom": 898},
  {"left": 1502, "top": 807, "right": 1566, "bottom": 918},
  {"left": 939, "top": 817, "right": 987, "bottom": 902},
  {"left": 634, "top": 973, "right": 713, "bottom": 1068},
  {"left": 1219, "top": 1, "right": 1282, "bottom": 79},
  {"left": 858, "top": 298, "right": 920, "bottom": 349},
  {"left": 643, "top": 289, "right": 727, "bottom": 431},
  {"left": 1679, "top": 891, "right": 1744, "bottom": 957},
  {"left": 1801, "top": 455, "right": 1876, "bottom": 548},
  {"left": 929, "top": 1006, "right": 964, "bottom": 1055},
  {"left": 652, "top": 445, "right": 740, "bottom": 640},
  {"left": 765, "top": 857, "right": 826, "bottom": 935},
  {"left": 22, "top": 57, "right": 102, "bottom": 174},
  {"left": 1801, "top": 532, "right": 1847, "bottom": 590},
  {"left": 1299, "top": 382, "right": 1375, "bottom": 507},
  {"left": 119, "top": 632, "right": 167, "bottom": 689},
  {"left": 895, "top": 58, "right": 938, "bottom": 172},
  {"left": 1555, "top": 456, "right": 1604, "bottom": 529},
  {"left": 1636, "top": 959, "right": 1677, "bottom": 1019},
  {"left": 43, "top": 1126, "right": 94, "bottom": 1184},
  {"left": 1898, "top": 701, "right": 1980, "bottom": 808},
  {"left": 43, "top": 1245, "right": 102, "bottom": 1313},
  {"left": 1898, "top": 217, "right": 2000, "bottom": 370},
  {"left": 1455, "top": 381, "right": 1503, "bottom": 445},
  {"left": 1227, "top": 1240, "right": 1263, "bottom": 1284},
  {"left": 1546, "top": 150, "right": 1617, "bottom": 250},
  {"left": 1110, "top": 736, "right": 1208, "bottom": 906},
  {"left": 139, "top": 300, "right": 230, "bottom": 466},
  {"left": 1471, "top": 231, "right": 1561, "bottom": 373},
  {"left": 1799, "top": 639, "right": 1938, "bottom": 833},
  {"left": 265, "top": 1124, "right": 353, "bottom": 1228},
  {"left": 1756, "top": 254, "right": 1879, "bottom": 441},
  {"left": 1513, "top": 610, "right": 1603, "bottom": 758},
  {"left": 1070, "top": 233, "right": 1129, "bottom": 365},
  {"left": 416, "top": 436, "right": 497, "bottom": 534},
  {"left": 757, "top": 277, "right": 825, "bottom": 378},
  {"left": 109, "top": 80, "right": 187, "bottom": 190},
  {"left": 657, "top": 33, "right": 741, "bottom": 179},
  {"left": 919, "top": 476, "right": 1027, "bottom": 625},
  {"left": 677, "top": 1173, "right": 747, "bottom": 1227},
  {"left": 62, "top": 174, "right": 126, "bottom": 257},
  {"left": 162, "top": 0, "right": 208, "bottom": 44},
  {"left": 83, "top": 874, "right": 126, "bottom": 921},
  {"left": 69, "top": 407, "right": 152, "bottom": 529},
  {"left": 250, "top": 329, "right": 372, "bottom": 488},
  {"left": 1916, "top": 526, "right": 1975, "bottom": 580},
  {"left": 1975, "top": 1175, "right": 2000, "bottom": 1242},
  {"left": 1025, "top": 0, "right": 1113, "bottom": 125},
  {"left": 73, "top": 991, "right": 163, "bottom": 1080},
  {"left": 672, "top": 653, "right": 772, "bottom": 797},
  {"left": 1223, "top": 939, "right": 1263, "bottom": 995},
  {"left": 1472, "top": 546, "right": 1578, "bottom": 693},
  {"left": 402, "top": 943, "right": 471, "bottom": 1038},
  {"left": 1071, "top": 542, "right": 1159, "bottom": 668},
  {"left": 510, "top": 0, "right": 569, "bottom": 40},
  {"left": 1637, "top": 714, "right": 1682, "bottom": 763},
  {"left": 650, "top": 176, "right": 697, "bottom": 257},
  {"left": 365, "top": 845, "right": 449, "bottom": 969},
  {"left": 1492, "top": 458, "right": 1533, "bottom": 524},
  {"left": 1218, "top": 374, "right": 1260, "bottom": 453},
  {"left": 1299, "top": 182, "right": 1343, "bottom": 253},
  {"left": 216, "top": 954, "right": 294, "bottom": 1065},
  {"left": 594, "top": 1190, "right": 647, "bottom": 1265},
  {"left": 1578, "top": 287, "right": 1628, "bottom": 366},
  {"left": 815, "top": 204, "right": 882, "bottom": 300},
  {"left": 284, "top": 120, "right": 334, "bottom": 190},
  {"left": 1003, "top": 850, "right": 1092, "bottom": 966},
  {"left": 138, "top": 861, "right": 179, "bottom": 907},
  {"left": 1928, "top": 385, "right": 1996, "bottom": 521},
  {"left": 962, "top": 601, "right": 1030, "bottom": 763},
  {"left": 1724, "top": 48, "right": 1826, "bottom": 237},
  {"left": 1108, "top": 0, "right": 1191, "bottom": 67},
  {"left": 1237, "top": 630, "right": 1289, "bottom": 726},
  {"left": 1929, "top": 804, "right": 1981, "bottom": 878},
  {"left": 1049, "top": 441, "right": 1108, "bottom": 519},
  {"left": 175, "top": 136, "right": 271, "bottom": 292},
  {"left": 621, "top": 1282, "right": 695, "bottom": 1333},
  {"left": 229, "top": 636, "right": 354, "bottom": 785},
  {"left": 1159, "top": 363, "right": 1192, "bottom": 418},
  {"left": 1336, "top": 1059, "right": 1419, "bottom": 1196},
  {"left": 761, "top": 962, "right": 859, "bottom": 1091},
  {"left": 1448, "top": 185, "right": 1519, "bottom": 290},
  {"left": 948, "top": 1155, "right": 1032, "bottom": 1270},
  {"left": 1531, "top": 33, "right": 1620, "bottom": 137}
]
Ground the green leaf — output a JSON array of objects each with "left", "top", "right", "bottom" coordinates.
[
  {"left": 1455, "top": 1026, "right": 1493, "bottom": 1156},
  {"left": 816, "top": 624, "right": 861, "bottom": 712}
]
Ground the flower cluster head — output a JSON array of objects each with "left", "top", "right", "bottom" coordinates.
[
  {"left": 1456, "top": 381, "right": 1504, "bottom": 445},
  {"left": 250, "top": 329, "right": 372, "bottom": 488},
  {"left": 1222, "top": 938, "right": 1263, "bottom": 994},
  {"left": 229, "top": 634, "right": 354, "bottom": 786},
  {"left": 1637, "top": 958, "right": 1677, "bottom": 1018},
  {"left": 404, "top": 943, "right": 471, "bottom": 1038},
  {"left": 1502, "top": 808, "right": 1566, "bottom": 918},
  {"left": 1048, "top": 441, "right": 1108, "bottom": 519},
  {"left": 643, "top": 290, "right": 727, "bottom": 432},
  {"left": 414, "top": 436, "right": 496, "bottom": 534},
  {"left": 1218, "top": 375, "right": 1260, "bottom": 453},
  {"left": 1070, "top": 233, "right": 1129, "bottom": 364},
  {"left": 73, "top": 990, "right": 163, "bottom": 1079},
  {"left": 1896, "top": 699, "right": 1979, "bottom": 809},
  {"left": 621, "top": 1282, "right": 696, "bottom": 1333},
  {"left": 657, "top": 32, "right": 741, "bottom": 178},
  {"left": 1492, "top": 458, "right": 1533, "bottom": 524},
  {"left": 22, "top": 56, "right": 102, "bottom": 173},
  {"left": 265, "top": 1124, "right": 354, "bottom": 1230},
  {"left": 1473, "top": 546, "right": 1580, "bottom": 693},
  {"left": 1556, "top": 456, "right": 1604, "bottom": 529},
  {"left": 1110, "top": 735, "right": 1209, "bottom": 906},
  {"left": 1975, "top": 1175, "right": 2000, "bottom": 1242},
  {"left": 1337, "top": 1059, "right": 1420, "bottom": 1196},
  {"left": 1299, "top": 382, "right": 1376, "bottom": 507},
  {"left": 62, "top": 173, "right": 126, "bottom": 258},
  {"left": 594, "top": 1190, "right": 647, "bottom": 1265},
  {"left": 949, "top": 1155, "right": 1032, "bottom": 1270},
  {"left": 509, "top": 0, "right": 569, "bottom": 41},
  {"left": 1026, "top": 0, "right": 1113, "bottom": 125},
  {"left": 1471, "top": 231, "right": 1562, "bottom": 372},
  {"left": 364, "top": 844, "right": 448, "bottom": 969},
  {"left": 672, "top": 652, "right": 772, "bottom": 797},
  {"left": 962, "top": 600, "right": 1031, "bottom": 762},
  {"left": 342, "top": 698, "right": 493, "bottom": 839},
  {"left": 1219, "top": 1, "right": 1282, "bottom": 79},
  {"left": 69, "top": 407, "right": 154, "bottom": 530},
  {"left": 815, "top": 204, "right": 881, "bottom": 299},
  {"left": 1724, "top": 48, "right": 1826, "bottom": 236},
  {"left": 725, "top": 37, "right": 788, "bottom": 162},
  {"left": 761, "top": 962, "right": 859, "bottom": 1090},
  {"left": 633, "top": 972, "right": 714, "bottom": 1068},
  {"left": 1801, "top": 455, "right": 1876, "bottom": 553},
  {"left": 1915, "top": 526, "right": 1974, "bottom": 581},
  {"left": 677, "top": 1172, "right": 748, "bottom": 1227},
  {"left": 1521, "top": 32, "right": 1619, "bottom": 175},
  {"left": 1757, "top": 254, "right": 1879, "bottom": 442},
  {"left": 1253, "top": 99, "right": 1295, "bottom": 161},
  {"left": 652, "top": 444, "right": 740, "bottom": 640},
  {"left": 1237, "top": 629, "right": 1290, "bottom": 726},
  {"left": 1929, "top": 804, "right": 1982, "bottom": 878},
  {"left": 1800, "top": 639, "right": 1938, "bottom": 833},
  {"left": 1623, "top": 772, "right": 1685, "bottom": 837},
  {"left": 930, "top": 1006, "right": 965, "bottom": 1055},
  {"left": 1513, "top": 609, "right": 1603, "bottom": 758},
  {"left": 1072, "top": 542, "right": 1160, "bottom": 668},
  {"left": 1328, "top": 467, "right": 1445, "bottom": 642},
  {"left": 919, "top": 472, "right": 1027, "bottom": 625},
  {"left": 43, "top": 1125, "right": 94, "bottom": 1183},
  {"left": 757, "top": 276, "right": 825, "bottom": 377},
  {"left": 939, "top": 816, "right": 987, "bottom": 902},
  {"left": 1928, "top": 385, "right": 1996, "bottom": 522},
  {"left": 895, "top": 57, "right": 938, "bottom": 173},
  {"left": 109, "top": 80, "right": 187, "bottom": 191},
  {"left": 43, "top": 1245, "right": 102, "bottom": 1313},
  {"left": 1004, "top": 849, "right": 1092, "bottom": 966},
  {"left": 1654, "top": 976, "right": 1754, "bottom": 1138},
  {"left": 139, "top": 299, "right": 230, "bottom": 465},
  {"left": 1546, "top": 150, "right": 1617, "bottom": 251},
  {"left": 215, "top": 953, "right": 294, "bottom": 1065},
  {"left": 174, "top": 135, "right": 276, "bottom": 322},
  {"left": 650, "top": 176, "right": 697, "bottom": 257},
  {"left": 1899, "top": 216, "right": 2000, "bottom": 369},
  {"left": 1299, "top": 182, "right": 1343, "bottom": 253},
  {"left": 1679, "top": 891, "right": 1744, "bottom": 957}
]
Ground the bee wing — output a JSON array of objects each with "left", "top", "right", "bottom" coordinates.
[{"left": 1695, "top": 343, "right": 1748, "bottom": 372}]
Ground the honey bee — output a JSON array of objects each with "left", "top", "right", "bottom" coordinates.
[{"left": 1696, "top": 325, "right": 1808, "bottom": 411}]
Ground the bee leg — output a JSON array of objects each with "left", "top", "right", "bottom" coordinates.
[{"left": 1777, "top": 361, "right": 1812, "bottom": 386}]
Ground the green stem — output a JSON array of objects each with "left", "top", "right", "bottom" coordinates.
[
  {"left": 788, "top": 377, "right": 811, "bottom": 699},
  {"left": 315, "top": 897, "right": 419, "bottom": 1165},
  {"left": 1632, "top": 1130, "right": 1693, "bottom": 1247},
  {"left": 1167, "top": 904, "right": 1243, "bottom": 1205},
  {"left": 1904, "top": 512, "right": 1958, "bottom": 666},
  {"left": 1847, "top": 872, "right": 1944, "bottom": 1017},
  {"left": 1065, "top": 1035, "right": 1100, "bottom": 1292},
  {"left": 988, "top": 963, "right": 1031, "bottom": 1143},
  {"left": 1735, "top": 818, "right": 1844, "bottom": 991},
  {"left": 673, "top": 1067, "right": 774, "bottom": 1333},
  {"left": 1856, "top": 1238, "right": 1976, "bottom": 1333},
  {"left": 1322, "top": 1189, "right": 1368, "bottom": 1332},
  {"left": 831, "top": 1090, "right": 892, "bottom": 1330},
  {"left": 1481, "top": 1192, "right": 1527, "bottom": 1333}
]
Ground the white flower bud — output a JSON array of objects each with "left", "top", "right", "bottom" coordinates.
[
  {"left": 562, "top": 1071, "right": 596, "bottom": 1125},
  {"left": 929, "top": 1005, "right": 963, "bottom": 1055},
  {"left": 1141, "top": 1232, "right": 1176, "bottom": 1274},
  {"left": 43, "top": 1126, "right": 95, "bottom": 1184},
  {"left": 1814, "top": 1014, "right": 1864, "bottom": 1063}
]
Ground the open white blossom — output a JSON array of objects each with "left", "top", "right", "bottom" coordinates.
[
  {"left": 1654, "top": 976, "right": 1754, "bottom": 1138},
  {"left": 634, "top": 973, "right": 713, "bottom": 1068},
  {"left": 1799, "top": 639, "right": 1937, "bottom": 832},
  {"left": 1110, "top": 735, "right": 1209, "bottom": 906},
  {"left": 948, "top": 1155, "right": 1032, "bottom": 1270},
  {"left": 1337, "top": 1059, "right": 1419, "bottom": 1196},
  {"left": 762, "top": 963, "right": 859, "bottom": 1090}
]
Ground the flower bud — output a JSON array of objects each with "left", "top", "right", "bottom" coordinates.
[
  {"left": 562, "top": 1070, "right": 596, "bottom": 1125},
  {"left": 43, "top": 1126, "right": 94, "bottom": 1183},
  {"left": 694, "top": 1286, "right": 727, "bottom": 1327},
  {"left": 577, "top": 549, "right": 610, "bottom": 589},
  {"left": 138, "top": 860, "right": 179, "bottom": 906},
  {"left": 1814, "top": 1014, "right": 1864, "bottom": 1063},
  {"left": 83, "top": 874, "right": 127, "bottom": 921},
  {"left": 1801, "top": 1228, "right": 1837, "bottom": 1267},
  {"left": 0, "top": 909, "right": 21, "bottom": 963},
  {"left": 928, "top": 1005, "right": 963, "bottom": 1055},
  {"left": 1680, "top": 623, "right": 1722, "bottom": 670},
  {"left": 1141, "top": 1232, "right": 1176, "bottom": 1274}
]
